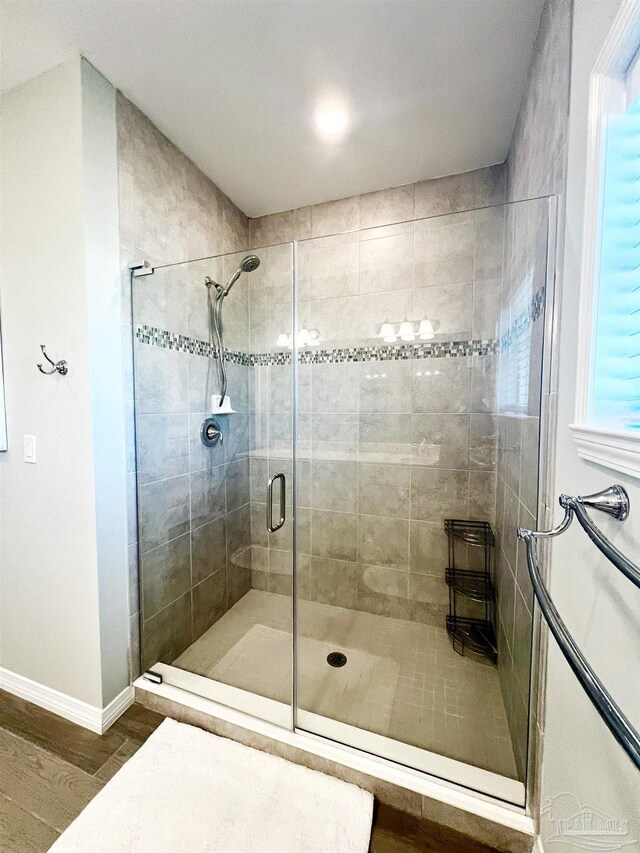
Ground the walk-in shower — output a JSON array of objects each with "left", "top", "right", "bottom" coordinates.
[
  {"left": 206, "top": 254, "right": 261, "bottom": 410},
  {"left": 132, "top": 197, "right": 552, "bottom": 807}
]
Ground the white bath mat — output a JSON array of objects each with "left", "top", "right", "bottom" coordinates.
[{"left": 50, "top": 717, "right": 373, "bottom": 853}]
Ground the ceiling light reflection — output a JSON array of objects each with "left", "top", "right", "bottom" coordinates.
[{"left": 314, "top": 104, "right": 349, "bottom": 142}]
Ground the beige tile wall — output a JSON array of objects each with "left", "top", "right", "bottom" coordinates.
[
  {"left": 249, "top": 166, "right": 505, "bottom": 244},
  {"left": 244, "top": 167, "right": 507, "bottom": 625},
  {"left": 117, "top": 93, "right": 251, "bottom": 677}
]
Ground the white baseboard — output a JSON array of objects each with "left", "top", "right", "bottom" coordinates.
[
  {"left": 0, "top": 666, "right": 134, "bottom": 734},
  {"left": 101, "top": 685, "right": 135, "bottom": 732}
]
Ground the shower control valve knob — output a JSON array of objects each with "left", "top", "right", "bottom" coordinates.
[{"left": 201, "top": 417, "right": 223, "bottom": 447}]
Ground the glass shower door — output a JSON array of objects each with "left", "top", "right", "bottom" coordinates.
[
  {"left": 292, "top": 200, "right": 551, "bottom": 805},
  {"left": 132, "top": 243, "right": 294, "bottom": 726}
]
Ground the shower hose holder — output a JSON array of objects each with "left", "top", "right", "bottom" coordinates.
[{"left": 211, "top": 395, "right": 236, "bottom": 414}]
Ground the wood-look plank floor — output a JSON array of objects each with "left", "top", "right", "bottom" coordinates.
[
  {"left": 0, "top": 689, "right": 498, "bottom": 852},
  {"left": 0, "top": 689, "right": 164, "bottom": 851}
]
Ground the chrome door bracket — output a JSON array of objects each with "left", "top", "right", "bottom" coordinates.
[
  {"left": 129, "top": 259, "right": 154, "bottom": 277},
  {"left": 143, "top": 670, "right": 163, "bottom": 685}
]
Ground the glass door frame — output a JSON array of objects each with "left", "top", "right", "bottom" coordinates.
[{"left": 132, "top": 242, "right": 295, "bottom": 729}]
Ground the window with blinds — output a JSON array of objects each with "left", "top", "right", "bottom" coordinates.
[
  {"left": 571, "top": 0, "right": 640, "bottom": 477},
  {"left": 591, "top": 46, "right": 640, "bottom": 434}
]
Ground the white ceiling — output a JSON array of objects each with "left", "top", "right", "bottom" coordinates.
[{"left": 1, "top": 0, "right": 544, "bottom": 217}]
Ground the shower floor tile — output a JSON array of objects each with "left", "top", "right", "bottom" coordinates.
[{"left": 174, "top": 589, "right": 518, "bottom": 780}]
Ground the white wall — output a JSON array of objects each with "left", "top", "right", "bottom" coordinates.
[
  {"left": 81, "top": 61, "right": 130, "bottom": 705},
  {"left": 0, "top": 58, "right": 128, "bottom": 711},
  {"left": 540, "top": 0, "right": 640, "bottom": 847}
]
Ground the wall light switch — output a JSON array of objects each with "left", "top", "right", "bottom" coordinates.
[{"left": 23, "top": 435, "right": 36, "bottom": 463}]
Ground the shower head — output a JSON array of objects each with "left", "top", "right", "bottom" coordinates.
[
  {"left": 223, "top": 254, "right": 261, "bottom": 295},
  {"left": 240, "top": 254, "right": 260, "bottom": 273}
]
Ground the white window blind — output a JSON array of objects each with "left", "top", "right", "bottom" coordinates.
[
  {"left": 592, "top": 52, "right": 640, "bottom": 432},
  {"left": 499, "top": 273, "right": 534, "bottom": 414}
]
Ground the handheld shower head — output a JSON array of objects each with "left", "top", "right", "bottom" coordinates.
[
  {"left": 240, "top": 254, "right": 260, "bottom": 273},
  {"left": 206, "top": 254, "right": 261, "bottom": 407},
  {"left": 223, "top": 254, "right": 261, "bottom": 295}
]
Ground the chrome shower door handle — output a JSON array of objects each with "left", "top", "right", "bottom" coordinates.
[{"left": 267, "top": 472, "right": 286, "bottom": 533}]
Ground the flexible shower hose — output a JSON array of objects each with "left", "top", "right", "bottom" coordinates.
[{"left": 209, "top": 289, "right": 227, "bottom": 406}]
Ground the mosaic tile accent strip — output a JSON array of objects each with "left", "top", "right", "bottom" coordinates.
[
  {"left": 499, "top": 285, "right": 546, "bottom": 352},
  {"left": 136, "top": 325, "right": 497, "bottom": 366},
  {"left": 294, "top": 339, "right": 497, "bottom": 364},
  {"left": 252, "top": 351, "right": 293, "bottom": 366},
  {"left": 136, "top": 325, "right": 250, "bottom": 365}
]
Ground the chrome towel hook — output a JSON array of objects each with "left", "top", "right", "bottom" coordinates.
[{"left": 37, "top": 344, "right": 68, "bottom": 376}]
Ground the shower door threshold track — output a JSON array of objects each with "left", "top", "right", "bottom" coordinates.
[{"left": 134, "top": 665, "right": 527, "bottom": 818}]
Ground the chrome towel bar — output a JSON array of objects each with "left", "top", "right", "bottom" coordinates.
[
  {"left": 559, "top": 487, "right": 640, "bottom": 590},
  {"left": 517, "top": 485, "right": 640, "bottom": 771}
]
